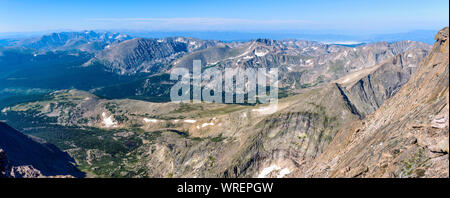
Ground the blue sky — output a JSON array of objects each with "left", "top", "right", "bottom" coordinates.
[{"left": 0, "top": 0, "right": 448, "bottom": 34}]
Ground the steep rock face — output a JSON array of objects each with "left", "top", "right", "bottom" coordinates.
[
  {"left": 335, "top": 48, "right": 429, "bottom": 118},
  {"left": 0, "top": 122, "right": 84, "bottom": 178},
  {"left": 299, "top": 27, "right": 449, "bottom": 178}
]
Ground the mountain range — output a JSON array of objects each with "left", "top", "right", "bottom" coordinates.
[
  {"left": 0, "top": 31, "right": 430, "bottom": 103},
  {"left": 0, "top": 27, "right": 447, "bottom": 178},
  {"left": 1, "top": 29, "right": 440, "bottom": 44}
]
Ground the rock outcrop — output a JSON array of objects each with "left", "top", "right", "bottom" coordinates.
[{"left": 335, "top": 48, "right": 429, "bottom": 118}]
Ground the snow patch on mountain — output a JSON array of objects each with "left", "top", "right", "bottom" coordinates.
[{"left": 102, "top": 112, "right": 117, "bottom": 128}]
